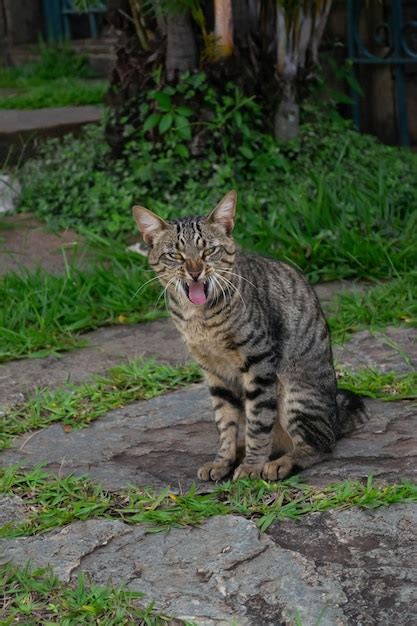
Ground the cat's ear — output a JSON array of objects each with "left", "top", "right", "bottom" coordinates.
[
  {"left": 207, "top": 190, "right": 237, "bottom": 235},
  {"left": 132, "top": 206, "right": 167, "bottom": 245}
]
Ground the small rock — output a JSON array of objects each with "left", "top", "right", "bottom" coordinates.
[
  {"left": 0, "top": 175, "right": 21, "bottom": 214},
  {"left": 0, "top": 495, "right": 28, "bottom": 527}
]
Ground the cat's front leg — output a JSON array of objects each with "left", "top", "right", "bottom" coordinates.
[
  {"left": 198, "top": 372, "right": 243, "bottom": 481},
  {"left": 233, "top": 368, "right": 278, "bottom": 480}
]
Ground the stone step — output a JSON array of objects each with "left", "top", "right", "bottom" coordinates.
[{"left": 0, "top": 104, "right": 102, "bottom": 163}]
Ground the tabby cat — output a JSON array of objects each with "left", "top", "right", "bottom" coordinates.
[{"left": 132, "top": 191, "right": 367, "bottom": 481}]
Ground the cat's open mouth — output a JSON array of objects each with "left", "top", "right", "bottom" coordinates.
[{"left": 184, "top": 281, "right": 209, "bottom": 306}]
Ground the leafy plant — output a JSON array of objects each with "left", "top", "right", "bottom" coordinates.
[{"left": 18, "top": 78, "right": 417, "bottom": 284}]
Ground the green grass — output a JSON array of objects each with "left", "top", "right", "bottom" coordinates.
[
  {"left": 0, "top": 562, "right": 189, "bottom": 625},
  {"left": 0, "top": 42, "right": 107, "bottom": 109},
  {"left": 0, "top": 77, "right": 107, "bottom": 109},
  {"left": 1, "top": 252, "right": 414, "bottom": 362},
  {"left": 337, "top": 368, "right": 417, "bottom": 401},
  {"left": 327, "top": 273, "right": 417, "bottom": 343},
  {"left": 0, "top": 243, "right": 165, "bottom": 362},
  {"left": 1, "top": 466, "right": 416, "bottom": 538},
  {"left": 0, "top": 359, "right": 202, "bottom": 450}
]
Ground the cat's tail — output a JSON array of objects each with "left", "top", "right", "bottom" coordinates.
[{"left": 335, "top": 389, "right": 368, "bottom": 438}]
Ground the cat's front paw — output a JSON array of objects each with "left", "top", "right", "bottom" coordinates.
[
  {"left": 197, "top": 460, "right": 232, "bottom": 481},
  {"left": 233, "top": 463, "right": 264, "bottom": 480},
  {"left": 262, "top": 455, "right": 294, "bottom": 481}
]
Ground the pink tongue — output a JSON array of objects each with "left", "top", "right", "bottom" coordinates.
[{"left": 188, "top": 282, "right": 207, "bottom": 305}]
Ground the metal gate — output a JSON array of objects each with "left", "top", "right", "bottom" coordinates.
[{"left": 347, "top": 0, "right": 417, "bottom": 146}]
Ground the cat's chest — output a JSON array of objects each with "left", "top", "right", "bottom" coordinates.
[{"left": 178, "top": 315, "right": 244, "bottom": 371}]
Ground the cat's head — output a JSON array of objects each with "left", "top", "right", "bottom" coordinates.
[{"left": 132, "top": 190, "right": 237, "bottom": 306}]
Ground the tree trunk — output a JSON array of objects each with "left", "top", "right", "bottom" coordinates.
[
  {"left": 165, "top": 11, "right": 198, "bottom": 81},
  {"left": 214, "top": 0, "right": 233, "bottom": 58},
  {"left": 274, "top": 81, "right": 299, "bottom": 141}
]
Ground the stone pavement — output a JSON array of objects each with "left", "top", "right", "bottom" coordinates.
[{"left": 0, "top": 276, "right": 416, "bottom": 623}]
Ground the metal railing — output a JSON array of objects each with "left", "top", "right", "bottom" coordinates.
[{"left": 347, "top": 0, "right": 417, "bottom": 146}]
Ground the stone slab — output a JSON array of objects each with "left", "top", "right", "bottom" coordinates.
[
  {"left": 0, "top": 213, "right": 85, "bottom": 277},
  {"left": 2, "top": 507, "right": 416, "bottom": 625},
  {"left": 0, "top": 105, "right": 101, "bottom": 135},
  {"left": 333, "top": 326, "right": 417, "bottom": 374},
  {"left": 0, "top": 105, "right": 102, "bottom": 162},
  {"left": 1, "top": 379, "right": 416, "bottom": 490},
  {"left": 0, "top": 318, "right": 188, "bottom": 411}
]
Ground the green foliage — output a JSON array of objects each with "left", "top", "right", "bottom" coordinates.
[
  {"left": 1, "top": 359, "right": 202, "bottom": 449},
  {"left": 1, "top": 465, "right": 416, "bottom": 539},
  {"left": 19, "top": 72, "right": 417, "bottom": 282},
  {"left": 0, "top": 42, "right": 106, "bottom": 109},
  {"left": 0, "top": 562, "right": 179, "bottom": 625}
]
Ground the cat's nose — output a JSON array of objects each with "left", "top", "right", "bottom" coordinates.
[{"left": 189, "top": 270, "right": 202, "bottom": 281}]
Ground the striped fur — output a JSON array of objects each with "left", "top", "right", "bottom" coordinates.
[{"left": 132, "top": 191, "right": 367, "bottom": 481}]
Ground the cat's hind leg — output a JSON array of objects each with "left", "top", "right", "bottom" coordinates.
[{"left": 262, "top": 374, "right": 336, "bottom": 480}]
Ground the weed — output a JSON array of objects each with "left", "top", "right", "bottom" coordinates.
[
  {"left": 0, "top": 43, "right": 106, "bottom": 109},
  {"left": 0, "top": 78, "right": 107, "bottom": 109},
  {"left": 0, "top": 359, "right": 202, "bottom": 449}
]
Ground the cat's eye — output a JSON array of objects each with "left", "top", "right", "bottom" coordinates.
[
  {"left": 168, "top": 252, "right": 184, "bottom": 261},
  {"left": 203, "top": 247, "right": 218, "bottom": 258}
]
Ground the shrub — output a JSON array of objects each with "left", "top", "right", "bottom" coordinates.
[{"left": 18, "top": 74, "right": 417, "bottom": 282}]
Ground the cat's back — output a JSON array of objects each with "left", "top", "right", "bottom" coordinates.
[{"left": 237, "top": 249, "right": 320, "bottom": 313}]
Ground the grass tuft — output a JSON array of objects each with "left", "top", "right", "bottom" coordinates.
[
  {"left": 0, "top": 359, "right": 202, "bottom": 450},
  {"left": 1, "top": 466, "right": 416, "bottom": 538},
  {"left": 328, "top": 273, "right": 417, "bottom": 343},
  {"left": 337, "top": 368, "right": 417, "bottom": 401},
  {"left": 0, "top": 244, "right": 165, "bottom": 363},
  {"left": 0, "top": 562, "right": 188, "bottom": 625}
]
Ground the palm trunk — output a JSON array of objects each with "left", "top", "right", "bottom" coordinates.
[
  {"left": 274, "top": 81, "right": 299, "bottom": 141},
  {"left": 165, "top": 10, "right": 198, "bottom": 81},
  {"left": 274, "top": 0, "right": 333, "bottom": 141},
  {"left": 214, "top": 0, "right": 233, "bottom": 58}
]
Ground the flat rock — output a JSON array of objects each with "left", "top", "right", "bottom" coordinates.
[
  {"left": 267, "top": 504, "right": 417, "bottom": 626},
  {"left": 0, "top": 319, "right": 188, "bottom": 411},
  {"left": 334, "top": 326, "right": 417, "bottom": 374},
  {"left": 0, "top": 213, "right": 85, "bottom": 277},
  {"left": 2, "top": 507, "right": 416, "bottom": 625},
  {"left": 0, "top": 495, "right": 28, "bottom": 526},
  {"left": 0, "top": 385, "right": 215, "bottom": 491},
  {"left": 1, "top": 380, "right": 416, "bottom": 490}
]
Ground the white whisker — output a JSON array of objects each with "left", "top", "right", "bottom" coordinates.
[
  {"left": 131, "top": 272, "right": 170, "bottom": 301},
  {"left": 215, "top": 272, "right": 247, "bottom": 311},
  {"left": 220, "top": 269, "right": 257, "bottom": 290}
]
